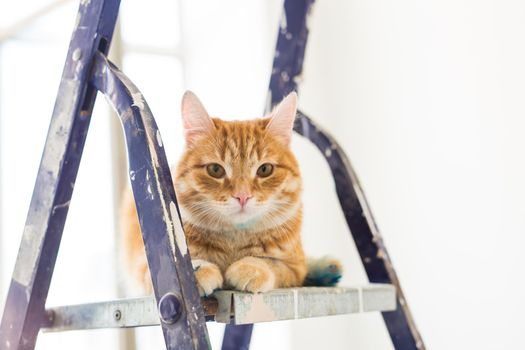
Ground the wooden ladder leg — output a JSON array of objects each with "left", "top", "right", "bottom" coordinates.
[{"left": 0, "top": 1, "right": 120, "bottom": 349}]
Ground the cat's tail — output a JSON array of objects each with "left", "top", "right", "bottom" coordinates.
[{"left": 303, "top": 256, "right": 343, "bottom": 287}]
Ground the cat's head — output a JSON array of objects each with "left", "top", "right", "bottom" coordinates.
[{"left": 174, "top": 91, "right": 302, "bottom": 233}]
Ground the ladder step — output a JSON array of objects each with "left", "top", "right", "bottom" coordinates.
[
  {"left": 42, "top": 297, "right": 218, "bottom": 332},
  {"left": 214, "top": 285, "right": 395, "bottom": 324},
  {"left": 42, "top": 285, "right": 395, "bottom": 332}
]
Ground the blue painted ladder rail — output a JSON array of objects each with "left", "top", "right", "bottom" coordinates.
[{"left": 0, "top": 0, "right": 425, "bottom": 349}]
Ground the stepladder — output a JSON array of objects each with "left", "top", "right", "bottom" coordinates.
[{"left": 0, "top": 0, "right": 425, "bottom": 349}]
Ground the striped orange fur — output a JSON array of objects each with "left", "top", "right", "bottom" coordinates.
[{"left": 121, "top": 91, "right": 307, "bottom": 295}]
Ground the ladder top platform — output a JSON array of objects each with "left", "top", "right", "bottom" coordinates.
[{"left": 43, "top": 284, "right": 395, "bottom": 332}]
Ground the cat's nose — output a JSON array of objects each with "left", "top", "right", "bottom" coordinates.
[{"left": 233, "top": 193, "right": 252, "bottom": 207}]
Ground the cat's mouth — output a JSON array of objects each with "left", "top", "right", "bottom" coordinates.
[
  {"left": 229, "top": 211, "right": 262, "bottom": 230},
  {"left": 227, "top": 204, "right": 264, "bottom": 225},
  {"left": 223, "top": 199, "right": 260, "bottom": 216},
  {"left": 232, "top": 207, "right": 257, "bottom": 219},
  {"left": 237, "top": 206, "right": 248, "bottom": 214}
]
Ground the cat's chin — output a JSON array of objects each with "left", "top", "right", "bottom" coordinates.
[
  {"left": 226, "top": 201, "right": 301, "bottom": 233},
  {"left": 231, "top": 219, "right": 260, "bottom": 231},
  {"left": 229, "top": 212, "right": 263, "bottom": 230},
  {"left": 180, "top": 201, "right": 301, "bottom": 234},
  {"left": 179, "top": 206, "right": 260, "bottom": 232}
]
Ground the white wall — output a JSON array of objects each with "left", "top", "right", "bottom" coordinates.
[{"left": 296, "top": 0, "right": 525, "bottom": 349}]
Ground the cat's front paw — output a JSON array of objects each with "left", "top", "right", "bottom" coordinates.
[
  {"left": 225, "top": 257, "right": 275, "bottom": 293},
  {"left": 193, "top": 259, "right": 223, "bottom": 297}
]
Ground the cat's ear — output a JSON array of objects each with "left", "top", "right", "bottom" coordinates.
[
  {"left": 181, "top": 91, "right": 215, "bottom": 145},
  {"left": 266, "top": 92, "right": 297, "bottom": 146}
]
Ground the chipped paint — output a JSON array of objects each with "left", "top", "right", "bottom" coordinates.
[
  {"left": 305, "top": 1, "right": 316, "bottom": 30},
  {"left": 131, "top": 92, "right": 145, "bottom": 110},
  {"left": 144, "top": 170, "right": 154, "bottom": 199},
  {"left": 146, "top": 183, "right": 153, "bottom": 199},
  {"left": 215, "top": 286, "right": 391, "bottom": 325},
  {"left": 74, "top": 13, "right": 81, "bottom": 30},
  {"left": 74, "top": 59, "right": 83, "bottom": 78},
  {"left": 169, "top": 202, "right": 188, "bottom": 256},
  {"left": 280, "top": 71, "right": 290, "bottom": 82},
  {"left": 10, "top": 65, "right": 81, "bottom": 290},
  {"left": 141, "top": 135, "right": 178, "bottom": 259},
  {"left": 156, "top": 130, "right": 163, "bottom": 147},
  {"left": 72, "top": 48, "right": 82, "bottom": 61},
  {"left": 237, "top": 294, "right": 277, "bottom": 323},
  {"left": 12, "top": 225, "right": 39, "bottom": 286},
  {"left": 52, "top": 200, "right": 71, "bottom": 214},
  {"left": 280, "top": 12, "right": 287, "bottom": 30}
]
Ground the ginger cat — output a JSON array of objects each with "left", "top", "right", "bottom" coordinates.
[{"left": 121, "top": 91, "right": 339, "bottom": 296}]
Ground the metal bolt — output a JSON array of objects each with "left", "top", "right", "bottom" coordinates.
[
  {"left": 113, "top": 309, "right": 122, "bottom": 321},
  {"left": 46, "top": 310, "right": 55, "bottom": 323},
  {"left": 72, "top": 48, "right": 82, "bottom": 61},
  {"left": 158, "top": 293, "right": 182, "bottom": 324}
]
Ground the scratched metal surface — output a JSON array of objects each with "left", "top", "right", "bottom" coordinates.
[
  {"left": 44, "top": 297, "right": 161, "bottom": 332},
  {"left": 41, "top": 285, "right": 394, "bottom": 331},
  {"left": 216, "top": 285, "right": 395, "bottom": 325},
  {"left": 42, "top": 297, "right": 219, "bottom": 332},
  {"left": 90, "top": 52, "right": 210, "bottom": 350},
  {"left": 0, "top": 0, "right": 120, "bottom": 348},
  {"left": 265, "top": 0, "right": 426, "bottom": 349}
]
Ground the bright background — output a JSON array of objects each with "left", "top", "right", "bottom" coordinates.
[{"left": 1, "top": 0, "right": 525, "bottom": 349}]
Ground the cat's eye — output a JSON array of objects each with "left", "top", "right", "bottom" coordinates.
[
  {"left": 206, "top": 163, "right": 226, "bottom": 178},
  {"left": 257, "top": 163, "right": 274, "bottom": 177}
]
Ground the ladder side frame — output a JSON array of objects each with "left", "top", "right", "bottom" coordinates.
[
  {"left": 0, "top": 1, "right": 210, "bottom": 349},
  {"left": 0, "top": 0, "right": 120, "bottom": 348}
]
